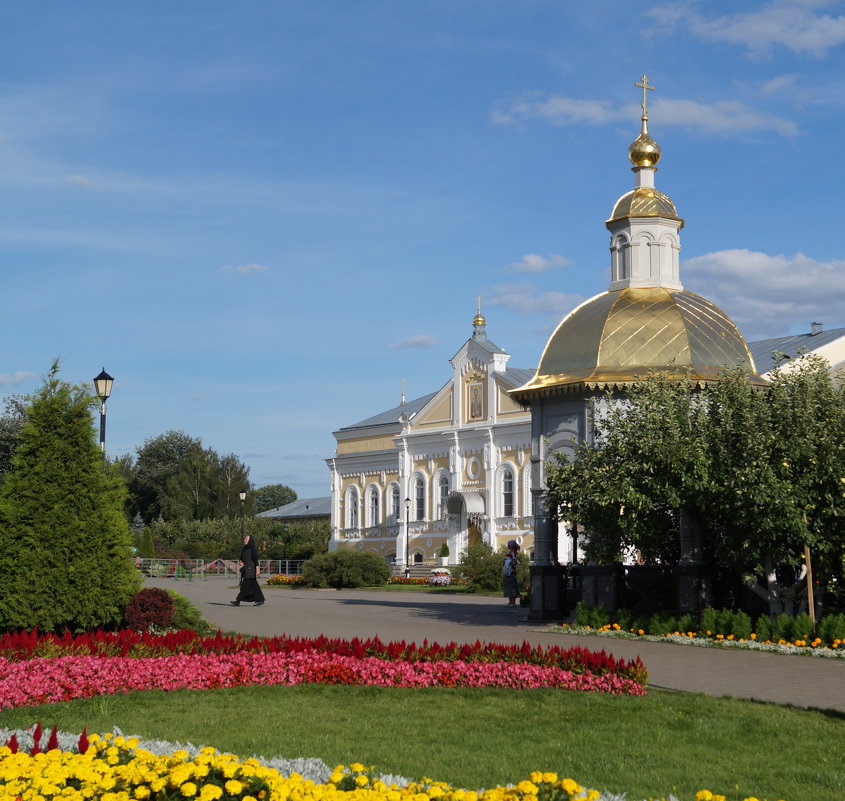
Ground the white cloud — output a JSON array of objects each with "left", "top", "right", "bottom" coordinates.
[
  {"left": 683, "top": 248, "right": 845, "bottom": 339},
  {"left": 493, "top": 94, "right": 797, "bottom": 137},
  {"left": 0, "top": 371, "right": 37, "bottom": 388},
  {"left": 388, "top": 335, "right": 438, "bottom": 350},
  {"left": 486, "top": 283, "right": 584, "bottom": 318},
  {"left": 507, "top": 253, "right": 572, "bottom": 273},
  {"left": 654, "top": 98, "right": 798, "bottom": 137},
  {"left": 221, "top": 263, "right": 270, "bottom": 274},
  {"left": 648, "top": 1, "right": 845, "bottom": 57},
  {"left": 492, "top": 93, "right": 620, "bottom": 126},
  {"left": 760, "top": 74, "right": 798, "bottom": 95}
]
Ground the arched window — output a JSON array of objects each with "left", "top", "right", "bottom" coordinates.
[
  {"left": 389, "top": 484, "right": 401, "bottom": 522},
  {"left": 614, "top": 234, "right": 629, "bottom": 281},
  {"left": 346, "top": 487, "right": 359, "bottom": 529},
  {"left": 502, "top": 467, "right": 514, "bottom": 518},
  {"left": 367, "top": 486, "right": 380, "bottom": 528},
  {"left": 415, "top": 476, "right": 425, "bottom": 521},
  {"left": 438, "top": 472, "right": 450, "bottom": 518},
  {"left": 413, "top": 552, "right": 423, "bottom": 564}
]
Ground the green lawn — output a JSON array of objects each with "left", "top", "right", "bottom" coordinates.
[{"left": 1, "top": 684, "right": 841, "bottom": 801}]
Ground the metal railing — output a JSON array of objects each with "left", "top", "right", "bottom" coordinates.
[{"left": 137, "top": 558, "right": 305, "bottom": 580}]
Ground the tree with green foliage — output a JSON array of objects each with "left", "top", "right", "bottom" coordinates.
[
  {"left": 547, "top": 357, "right": 845, "bottom": 616},
  {"left": 0, "top": 364, "right": 140, "bottom": 631},
  {"left": 456, "top": 541, "right": 529, "bottom": 593},
  {"left": 147, "top": 516, "right": 328, "bottom": 561},
  {"left": 254, "top": 483, "right": 297, "bottom": 513},
  {"left": 124, "top": 430, "right": 252, "bottom": 523},
  {"left": 127, "top": 430, "right": 200, "bottom": 522},
  {"left": 0, "top": 395, "right": 27, "bottom": 488}
]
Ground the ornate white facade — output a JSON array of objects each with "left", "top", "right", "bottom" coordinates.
[{"left": 326, "top": 313, "right": 536, "bottom": 566}]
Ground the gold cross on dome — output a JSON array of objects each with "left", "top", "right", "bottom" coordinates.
[
  {"left": 635, "top": 74, "right": 654, "bottom": 119},
  {"left": 477, "top": 295, "right": 481, "bottom": 316}
]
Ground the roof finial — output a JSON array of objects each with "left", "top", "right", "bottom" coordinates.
[
  {"left": 635, "top": 74, "right": 654, "bottom": 128},
  {"left": 628, "top": 73, "right": 661, "bottom": 169},
  {"left": 473, "top": 295, "right": 485, "bottom": 325},
  {"left": 401, "top": 377, "right": 406, "bottom": 405}
]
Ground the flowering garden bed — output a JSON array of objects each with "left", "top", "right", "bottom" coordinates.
[
  {"left": 0, "top": 728, "right": 770, "bottom": 801},
  {"left": 0, "top": 629, "right": 647, "bottom": 710}
]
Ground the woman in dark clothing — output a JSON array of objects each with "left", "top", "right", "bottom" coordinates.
[{"left": 231, "top": 534, "right": 265, "bottom": 606}]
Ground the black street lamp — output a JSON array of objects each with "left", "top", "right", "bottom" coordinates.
[
  {"left": 92, "top": 369, "right": 114, "bottom": 453},
  {"left": 239, "top": 490, "right": 247, "bottom": 541},
  {"left": 404, "top": 496, "right": 411, "bottom": 580}
]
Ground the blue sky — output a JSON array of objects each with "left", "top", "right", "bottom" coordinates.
[{"left": 2, "top": 1, "right": 845, "bottom": 498}]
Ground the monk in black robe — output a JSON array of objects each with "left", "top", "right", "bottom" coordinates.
[{"left": 231, "top": 534, "right": 265, "bottom": 606}]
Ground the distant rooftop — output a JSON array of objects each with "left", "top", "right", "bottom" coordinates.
[
  {"left": 748, "top": 325, "right": 845, "bottom": 372},
  {"left": 339, "top": 392, "right": 437, "bottom": 431},
  {"left": 255, "top": 496, "right": 330, "bottom": 519}
]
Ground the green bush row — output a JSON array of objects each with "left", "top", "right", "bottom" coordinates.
[{"left": 574, "top": 602, "right": 845, "bottom": 645}]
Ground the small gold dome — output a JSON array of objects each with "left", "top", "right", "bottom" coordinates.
[
  {"left": 474, "top": 311, "right": 486, "bottom": 326},
  {"left": 608, "top": 187, "right": 682, "bottom": 224},
  {"left": 512, "top": 287, "right": 765, "bottom": 396},
  {"left": 628, "top": 130, "right": 661, "bottom": 167}
]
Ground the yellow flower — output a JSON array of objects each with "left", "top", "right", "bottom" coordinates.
[
  {"left": 225, "top": 780, "right": 244, "bottom": 795},
  {"left": 200, "top": 786, "right": 223, "bottom": 801},
  {"left": 180, "top": 784, "right": 197, "bottom": 797},
  {"left": 695, "top": 792, "right": 713, "bottom": 801},
  {"left": 349, "top": 763, "right": 365, "bottom": 773},
  {"left": 355, "top": 776, "right": 369, "bottom": 787}
]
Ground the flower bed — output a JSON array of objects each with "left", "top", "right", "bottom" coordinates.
[
  {"left": 0, "top": 648, "right": 645, "bottom": 709},
  {"left": 0, "top": 730, "right": 779, "bottom": 801},
  {"left": 0, "top": 630, "right": 646, "bottom": 684},
  {"left": 265, "top": 574, "right": 307, "bottom": 586},
  {"left": 550, "top": 623, "right": 845, "bottom": 660}
]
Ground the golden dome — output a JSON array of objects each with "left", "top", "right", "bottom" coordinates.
[
  {"left": 628, "top": 129, "right": 661, "bottom": 167},
  {"left": 474, "top": 311, "right": 486, "bottom": 326},
  {"left": 512, "top": 287, "right": 766, "bottom": 396},
  {"left": 608, "top": 187, "right": 682, "bottom": 224}
]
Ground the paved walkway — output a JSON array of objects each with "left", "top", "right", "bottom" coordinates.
[{"left": 146, "top": 576, "right": 845, "bottom": 712}]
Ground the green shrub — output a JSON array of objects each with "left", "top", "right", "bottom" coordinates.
[
  {"left": 716, "top": 608, "right": 736, "bottom": 637},
  {"left": 791, "top": 612, "right": 815, "bottom": 641},
  {"left": 301, "top": 549, "right": 389, "bottom": 589},
  {"left": 731, "top": 610, "right": 753, "bottom": 640},
  {"left": 456, "top": 542, "right": 502, "bottom": 592},
  {"left": 614, "top": 608, "right": 633, "bottom": 630},
  {"left": 754, "top": 613, "right": 772, "bottom": 642},
  {"left": 700, "top": 607, "right": 719, "bottom": 635},
  {"left": 818, "top": 613, "right": 845, "bottom": 644},
  {"left": 677, "top": 613, "right": 695, "bottom": 634},
  {"left": 139, "top": 527, "right": 155, "bottom": 559},
  {"left": 772, "top": 613, "right": 793, "bottom": 642},
  {"left": 438, "top": 543, "right": 449, "bottom": 558},
  {"left": 647, "top": 612, "right": 677, "bottom": 635},
  {"left": 574, "top": 601, "right": 592, "bottom": 627},
  {"left": 166, "top": 590, "right": 208, "bottom": 632}
]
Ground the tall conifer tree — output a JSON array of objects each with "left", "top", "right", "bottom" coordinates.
[{"left": 0, "top": 363, "right": 139, "bottom": 631}]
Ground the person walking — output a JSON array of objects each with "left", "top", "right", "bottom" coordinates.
[
  {"left": 503, "top": 539, "right": 520, "bottom": 607},
  {"left": 230, "top": 534, "right": 265, "bottom": 606}
]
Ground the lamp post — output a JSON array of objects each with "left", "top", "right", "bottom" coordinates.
[
  {"left": 92, "top": 369, "right": 114, "bottom": 453},
  {"left": 239, "top": 490, "right": 246, "bottom": 542},
  {"left": 404, "top": 496, "right": 411, "bottom": 580}
]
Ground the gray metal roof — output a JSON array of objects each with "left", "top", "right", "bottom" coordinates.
[
  {"left": 747, "top": 326, "right": 845, "bottom": 372},
  {"left": 502, "top": 367, "right": 535, "bottom": 387},
  {"left": 255, "top": 496, "right": 331, "bottom": 519},
  {"left": 340, "top": 392, "right": 437, "bottom": 431}
]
